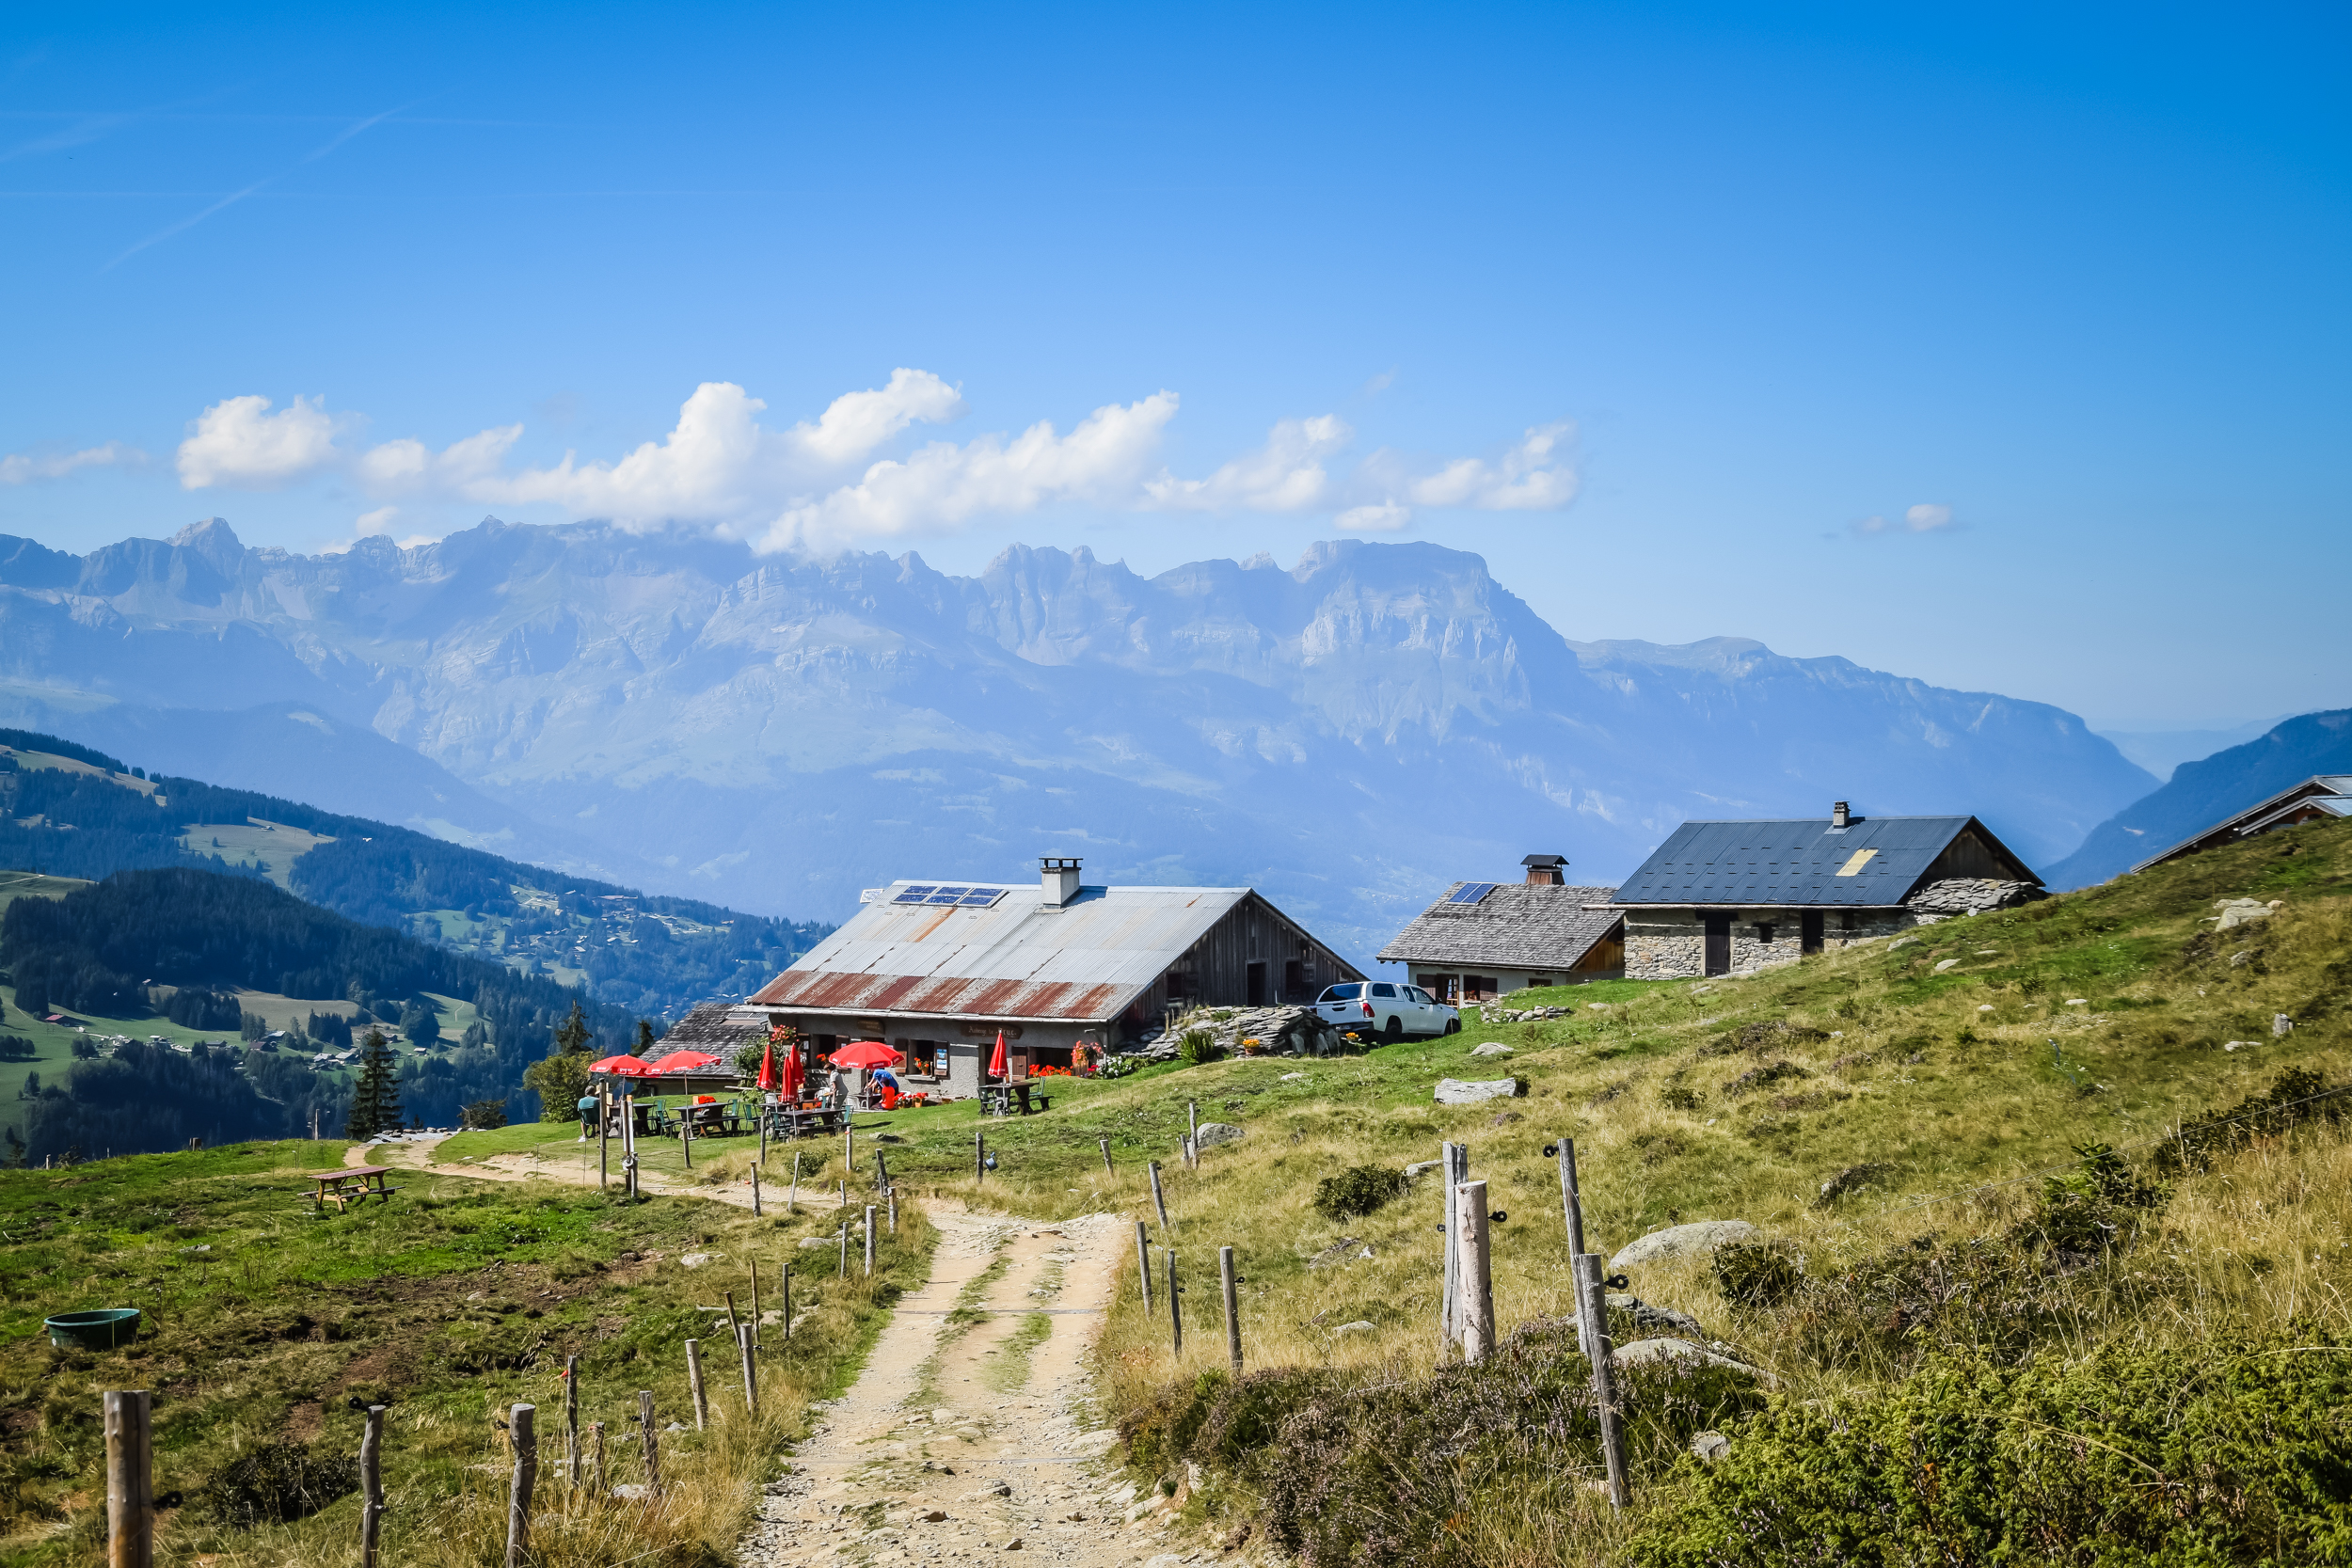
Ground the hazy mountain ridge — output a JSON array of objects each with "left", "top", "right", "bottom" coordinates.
[{"left": 0, "top": 517, "right": 2156, "bottom": 959}]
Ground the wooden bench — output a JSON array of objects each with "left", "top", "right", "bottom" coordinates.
[{"left": 308, "top": 1165, "right": 399, "bottom": 1213}]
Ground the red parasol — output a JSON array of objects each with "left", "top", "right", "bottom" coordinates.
[
  {"left": 757, "top": 1035, "right": 777, "bottom": 1092},
  {"left": 589, "top": 1053, "right": 655, "bottom": 1076},
  {"left": 780, "top": 1037, "right": 804, "bottom": 1100},
  {"left": 987, "top": 1030, "right": 1008, "bottom": 1079},
  {"left": 828, "top": 1038, "right": 901, "bottom": 1069},
  {"left": 645, "top": 1049, "right": 722, "bottom": 1074}
]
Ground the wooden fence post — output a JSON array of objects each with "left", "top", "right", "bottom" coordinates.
[
  {"left": 1555, "top": 1136, "right": 1586, "bottom": 1258},
  {"left": 975, "top": 1130, "right": 985, "bottom": 1184},
  {"left": 359, "top": 1402, "right": 386, "bottom": 1568},
  {"left": 788, "top": 1151, "right": 800, "bottom": 1214},
  {"left": 684, "top": 1340, "right": 708, "bottom": 1431},
  {"left": 1166, "top": 1250, "right": 1182, "bottom": 1354},
  {"left": 1438, "top": 1142, "right": 1464, "bottom": 1351},
  {"left": 1135, "top": 1221, "right": 1153, "bottom": 1311},
  {"left": 876, "top": 1149, "right": 890, "bottom": 1193},
  {"left": 781, "top": 1266, "right": 792, "bottom": 1340},
  {"left": 845, "top": 1121, "right": 854, "bottom": 1178},
  {"left": 103, "top": 1389, "right": 151, "bottom": 1568},
  {"left": 1454, "top": 1180, "right": 1494, "bottom": 1364},
  {"left": 1219, "top": 1245, "right": 1242, "bottom": 1373},
  {"left": 738, "top": 1323, "right": 760, "bottom": 1417},
  {"left": 751, "top": 1164, "right": 762, "bottom": 1217},
  {"left": 598, "top": 1088, "right": 610, "bottom": 1191},
  {"left": 680, "top": 1109, "right": 691, "bottom": 1170},
  {"left": 564, "top": 1353, "right": 580, "bottom": 1486},
  {"left": 505, "top": 1402, "right": 535, "bottom": 1568},
  {"left": 1148, "top": 1161, "right": 1170, "bottom": 1235},
  {"left": 836, "top": 1224, "right": 848, "bottom": 1277},
  {"left": 1099, "top": 1136, "right": 1113, "bottom": 1175},
  {"left": 864, "top": 1206, "right": 876, "bottom": 1276},
  {"left": 589, "top": 1420, "right": 606, "bottom": 1496},
  {"left": 1573, "top": 1254, "right": 1630, "bottom": 1508},
  {"left": 748, "top": 1263, "right": 761, "bottom": 1351},
  {"left": 637, "top": 1390, "right": 660, "bottom": 1496},
  {"left": 888, "top": 1186, "right": 898, "bottom": 1234},
  {"left": 1188, "top": 1101, "right": 1199, "bottom": 1168},
  {"left": 723, "top": 1290, "right": 741, "bottom": 1352}
]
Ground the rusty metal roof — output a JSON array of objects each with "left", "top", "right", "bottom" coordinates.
[{"left": 747, "top": 881, "right": 1255, "bottom": 1023}]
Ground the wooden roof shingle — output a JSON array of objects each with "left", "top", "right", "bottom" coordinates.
[{"left": 1376, "top": 883, "right": 1623, "bottom": 970}]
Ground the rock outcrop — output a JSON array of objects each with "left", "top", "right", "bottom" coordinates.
[
  {"left": 1906, "top": 879, "right": 2046, "bottom": 921},
  {"left": 1609, "top": 1219, "right": 1757, "bottom": 1269}
]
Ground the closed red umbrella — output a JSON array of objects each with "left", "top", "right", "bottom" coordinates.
[
  {"left": 987, "top": 1031, "right": 1008, "bottom": 1079},
  {"left": 780, "top": 1037, "right": 804, "bottom": 1100},
  {"left": 828, "top": 1039, "right": 901, "bottom": 1069},
  {"left": 757, "top": 1034, "right": 777, "bottom": 1092}
]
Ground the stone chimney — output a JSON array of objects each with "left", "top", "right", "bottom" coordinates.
[
  {"left": 1832, "top": 801, "right": 1851, "bottom": 829},
  {"left": 1521, "top": 853, "right": 1567, "bottom": 887},
  {"left": 1041, "top": 856, "right": 1083, "bottom": 909}
]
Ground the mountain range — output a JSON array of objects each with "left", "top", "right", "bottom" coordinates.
[{"left": 0, "top": 516, "right": 2163, "bottom": 960}]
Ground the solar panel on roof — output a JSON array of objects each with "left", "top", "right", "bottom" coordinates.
[
  {"left": 891, "top": 885, "right": 939, "bottom": 904},
  {"left": 1448, "top": 881, "right": 1500, "bottom": 904},
  {"left": 955, "top": 888, "right": 1007, "bottom": 907},
  {"left": 924, "top": 886, "right": 971, "bottom": 904}
]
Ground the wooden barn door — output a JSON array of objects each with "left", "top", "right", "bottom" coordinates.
[{"left": 1703, "top": 913, "right": 1732, "bottom": 976}]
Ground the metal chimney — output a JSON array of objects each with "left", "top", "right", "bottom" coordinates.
[
  {"left": 1040, "top": 856, "right": 1083, "bottom": 909},
  {"left": 1832, "top": 801, "right": 1851, "bottom": 829}
]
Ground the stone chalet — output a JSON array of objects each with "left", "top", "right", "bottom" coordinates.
[
  {"left": 743, "top": 857, "right": 1362, "bottom": 1097},
  {"left": 1608, "top": 803, "right": 2042, "bottom": 978},
  {"left": 2130, "top": 774, "right": 2352, "bottom": 874},
  {"left": 1377, "top": 854, "right": 1627, "bottom": 1002}
]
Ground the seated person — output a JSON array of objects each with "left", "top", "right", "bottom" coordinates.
[{"left": 870, "top": 1062, "right": 901, "bottom": 1109}]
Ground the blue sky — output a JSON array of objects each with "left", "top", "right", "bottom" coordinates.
[{"left": 1, "top": 1, "right": 2344, "bottom": 731}]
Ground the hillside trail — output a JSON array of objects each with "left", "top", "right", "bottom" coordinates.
[
  {"left": 345, "top": 1143, "right": 1235, "bottom": 1565},
  {"left": 741, "top": 1205, "right": 1233, "bottom": 1568},
  {"left": 346, "top": 1133, "right": 827, "bottom": 1212}
]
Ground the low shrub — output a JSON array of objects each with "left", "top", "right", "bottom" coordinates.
[
  {"left": 1177, "top": 1029, "right": 1224, "bottom": 1067},
  {"left": 2153, "top": 1067, "right": 2346, "bottom": 1176},
  {"left": 1632, "top": 1331, "right": 2352, "bottom": 1568},
  {"left": 199, "top": 1442, "right": 358, "bottom": 1528},
  {"left": 1311, "top": 1164, "right": 1406, "bottom": 1221},
  {"left": 1713, "top": 1242, "right": 1804, "bottom": 1307}
]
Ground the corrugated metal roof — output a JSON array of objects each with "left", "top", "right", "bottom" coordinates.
[
  {"left": 747, "top": 881, "right": 1254, "bottom": 1023},
  {"left": 1611, "top": 816, "right": 2032, "bottom": 908},
  {"left": 1378, "top": 884, "right": 1623, "bottom": 968},
  {"left": 2133, "top": 775, "right": 2352, "bottom": 873}
]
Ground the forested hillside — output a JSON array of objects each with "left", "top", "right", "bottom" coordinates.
[
  {"left": 1, "top": 869, "right": 640, "bottom": 1159},
  {"left": 0, "top": 730, "right": 826, "bottom": 1019}
]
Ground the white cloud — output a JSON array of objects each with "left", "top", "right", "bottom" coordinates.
[
  {"left": 1143, "top": 415, "right": 1350, "bottom": 512},
  {"left": 1370, "top": 421, "right": 1578, "bottom": 510},
  {"left": 178, "top": 394, "right": 344, "bottom": 488},
  {"left": 1852, "top": 501, "right": 1959, "bottom": 537},
  {"left": 753, "top": 393, "right": 1181, "bottom": 552},
  {"left": 0, "top": 441, "right": 145, "bottom": 483},
  {"left": 354, "top": 506, "right": 400, "bottom": 533},
  {"left": 1336, "top": 502, "right": 1412, "bottom": 532},
  {"left": 159, "top": 372, "right": 1579, "bottom": 549}
]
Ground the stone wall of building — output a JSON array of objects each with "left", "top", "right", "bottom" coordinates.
[{"left": 1622, "top": 908, "right": 1916, "bottom": 978}]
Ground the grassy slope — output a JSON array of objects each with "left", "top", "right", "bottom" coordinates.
[
  {"left": 0, "top": 1142, "right": 930, "bottom": 1568},
  {"left": 775, "top": 815, "right": 2351, "bottom": 1560}
]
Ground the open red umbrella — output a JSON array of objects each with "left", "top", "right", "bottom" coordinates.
[
  {"left": 589, "top": 1053, "right": 655, "bottom": 1076},
  {"left": 646, "top": 1049, "right": 722, "bottom": 1074},
  {"left": 987, "top": 1030, "right": 1008, "bottom": 1079},
  {"left": 828, "top": 1039, "right": 901, "bottom": 1069}
]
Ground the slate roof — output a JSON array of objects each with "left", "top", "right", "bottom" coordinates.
[
  {"left": 2134, "top": 776, "right": 2352, "bottom": 873},
  {"left": 660, "top": 1002, "right": 765, "bottom": 1053},
  {"left": 1610, "top": 816, "right": 2036, "bottom": 908},
  {"left": 750, "top": 880, "right": 1358, "bottom": 1023},
  {"left": 1377, "top": 884, "right": 1623, "bottom": 969}
]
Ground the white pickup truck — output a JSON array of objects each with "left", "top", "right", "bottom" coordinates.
[{"left": 1313, "top": 981, "right": 1460, "bottom": 1042}]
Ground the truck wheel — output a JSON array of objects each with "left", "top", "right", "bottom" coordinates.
[{"left": 1383, "top": 1016, "right": 1404, "bottom": 1042}]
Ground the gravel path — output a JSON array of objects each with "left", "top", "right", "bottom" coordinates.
[{"left": 740, "top": 1207, "right": 1230, "bottom": 1568}]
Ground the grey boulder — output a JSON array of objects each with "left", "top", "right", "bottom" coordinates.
[
  {"left": 1193, "top": 1121, "right": 1246, "bottom": 1148},
  {"left": 1609, "top": 1220, "right": 1757, "bottom": 1269},
  {"left": 1435, "top": 1077, "right": 1526, "bottom": 1105}
]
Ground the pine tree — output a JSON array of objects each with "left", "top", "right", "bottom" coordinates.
[
  {"left": 523, "top": 1002, "right": 595, "bottom": 1122},
  {"left": 634, "top": 1018, "right": 656, "bottom": 1055},
  {"left": 344, "top": 1028, "right": 404, "bottom": 1139}
]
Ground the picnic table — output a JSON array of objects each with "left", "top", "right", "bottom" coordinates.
[
  {"left": 763, "top": 1103, "right": 846, "bottom": 1139},
  {"left": 979, "top": 1082, "right": 1054, "bottom": 1117},
  {"left": 308, "top": 1165, "right": 398, "bottom": 1212}
]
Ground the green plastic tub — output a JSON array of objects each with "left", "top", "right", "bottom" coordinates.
[{"left": 44, "top": 1309, "right": 141, "bottom": 1350}]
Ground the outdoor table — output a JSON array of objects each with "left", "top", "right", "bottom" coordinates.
[
  {"left": 980, "top": 1083, "right": 1051, "bottom": 1117},
  {"left": 308, "top": 1165, "right": 398, "bottom": 1212},
  {"left": 682, "top": 1102, "right": 742, "bottom": 1137},
  {"left": 765, "top": 1104, "right": 844, "bottom": 1139}
]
